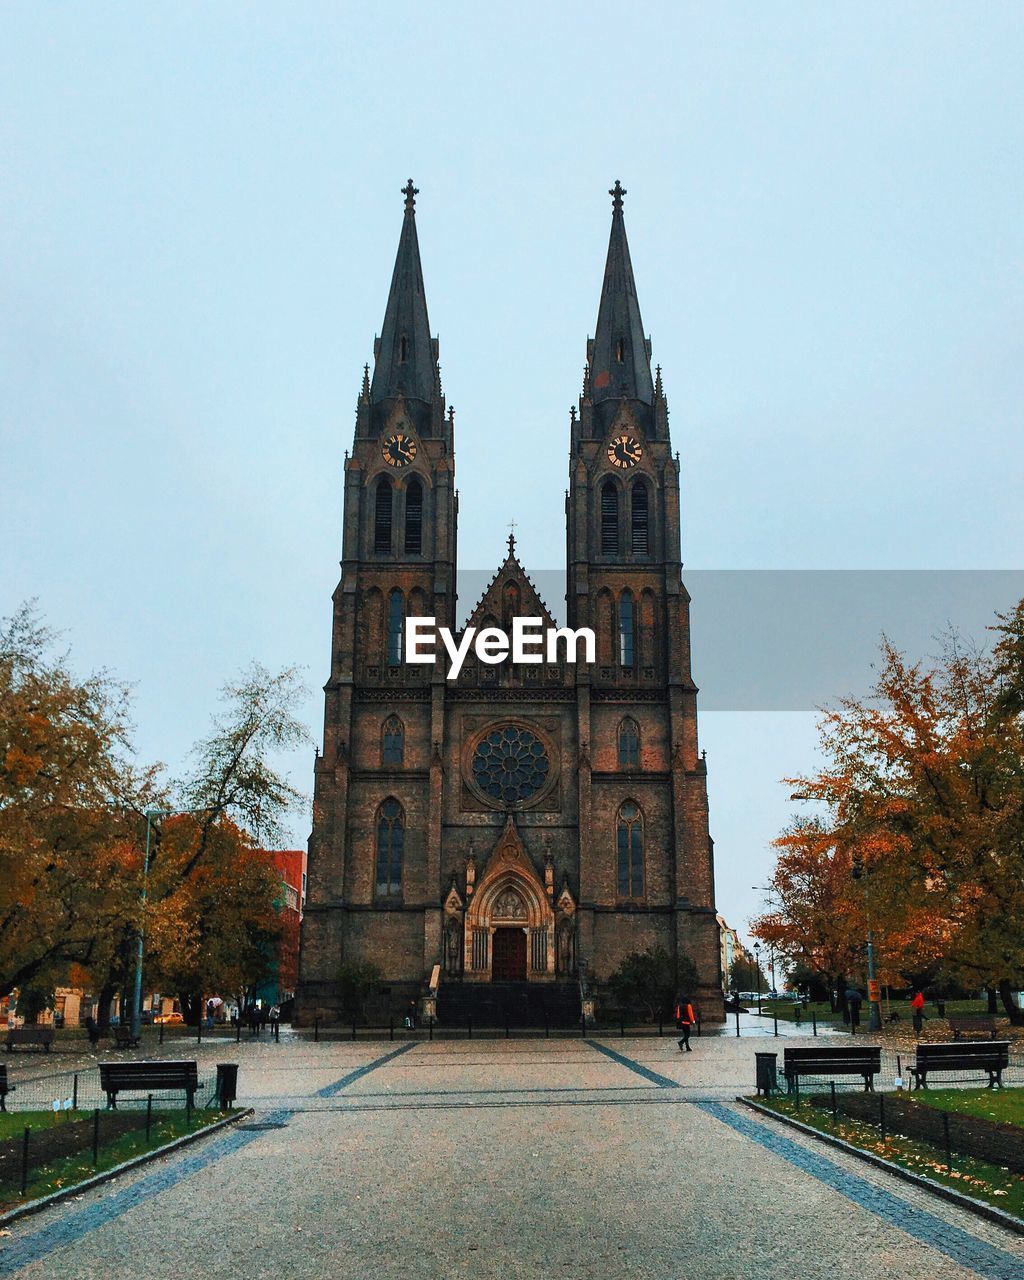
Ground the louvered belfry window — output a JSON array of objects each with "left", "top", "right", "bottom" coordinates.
[
  {"left": 404, "top": 478, "right": 423, "bottom": 554},
  {"left": 601, "top": 482, "right": 619, "bottom": 555},
  {"left": 631, "top": 482, "right": 649, "bottom": 555},
  {"left": 374, "top": 478, "right": 393, "bottom": 554}
]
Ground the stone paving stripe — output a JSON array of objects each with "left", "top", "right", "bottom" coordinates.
[
  {"left": 0, "top": 1109, "right": 289, "bottom": 1277},
  {"left": 698, "top": 1101, "right": 1023, "bottom": 1280},
  {"left": 0, "top": 1045, "right": 418, "bottom": 1276},
  {"left": 584, "top": 1040, "right": 680, "bottom": 1088},
  {"left": 313, "top": 1041, "right": 418, "bottom": 1097}
]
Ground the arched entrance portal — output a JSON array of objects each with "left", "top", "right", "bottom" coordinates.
[{"left": 464, "top": 818, "right": 555, "bottom": 981}]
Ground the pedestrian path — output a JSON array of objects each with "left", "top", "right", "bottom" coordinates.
[{"left": 1, "top": 1038, "right": 1020, "bottom": 1279}]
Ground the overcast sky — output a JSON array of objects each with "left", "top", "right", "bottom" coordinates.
[{"left": 2, "top": 5, "right": 1022, "bottom": 947}]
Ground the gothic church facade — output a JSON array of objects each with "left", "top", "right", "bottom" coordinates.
[{"left": 296, "top": 181, "right": 723, "bottom": 1022}]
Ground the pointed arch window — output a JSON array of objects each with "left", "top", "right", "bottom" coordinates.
[
  {"left": 387, "top": 589, "right": 404, "bottom": 666},
  {"left": 404, "top": 477, "right": 423, "bottom": 554},
  {"left": 618, "top": 717, "right": 640, "bottom": 768},
  {"left": 399, "top": 334, "right": 408, "bottom": 363},
  {"left": 631, "top": 481, "right": 649, "bottom": 556},
  {"left": 382, "top": 715, "right": 404, "bottom": 766},
  {"left": 601, "top": 482, "right": 619, "bottom": 555},
  {"left": 617, "top": 801, "right": 644, "bottom": 898},
  {"left": 375, "top": 798, "right": 404, "bottom": 898},
  {"left": 615, "top": 338, "right": 625, "bottom": 363},
  {"left": 619, "top": 590, "right": 635, "bottom": 667},
  {"left": 374, "top": 478, "right": 393, "bottom": 555}
]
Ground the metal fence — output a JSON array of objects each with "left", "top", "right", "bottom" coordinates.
[
  {"left": 756, "top": 1046, "right": 1024, "bottom": 1095},
  {"left": 1, "top": 1064, "right": 220, "bottom": 1113}
]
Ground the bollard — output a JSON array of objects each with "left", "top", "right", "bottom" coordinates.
[
  {"left": 506, "top": 1018, "right": 510, "bottom": 1040},
  {"left": 186, "top": 1091, "right": 192, "bottom": 1125},
  {"left": 235, "top": 1020, "right": 241, "bottom": 1044},
  {"left": 429, "top": 1016, "right": 434, "bottom": 1042},
  {"left": 468, "top": 1016, "right": 473, "bottom": 1040},
  {"left": 773, "top": 1008, "right": 778, "bottom": 1038},
  {"left": 389, "top": 1019, "right": 394, "bottom": 1042},
  {"left": 352, "top": 1020, "right": 357, "bottom": 1042},
  {"left": 146, "top": 1094, "right": 153, "bottom": 1143},
  {"left": 620, "top": 1017, "right": 625, "bottom": 1039},
  {"left": 314, "top": 1017, "right": 320, "bottom": 1043},
  {"left": 275, "top": 1019, "right": 280, "bottom": 1043},
  {"left": 197, "top": 1016, "right": 202, "bottom": 1045},
  {"left": 812, "top": 1011, "right": 817, "bottom": 1037},
  {"left": 92, "top": 1108, "right": 100, "bottom": 1166},
  {"left": 581, "top": 1013, "right": 586, "bottom": 1038},
  {"left": 658, "top": 1015, "right": 663, "bottom": 1037},
  {"left": 943, "top": 1111, "right": 952, "bottom": 1172},
  {"left": 734, "top": 1004, "right": 740, "bottom": 1038},
  {"left": 72, "top": 1073, "right": 79, "bottom": 1110},
  {"left": 879, "top": 1093, "right": 886, "bottom": 1142},
  {"left": 544, "top": 1014, "right": 549, "bottom": 1039},
  {"left": 830, "top": 1081, "right": 837, "bottom": 1121},
  {"left": 20, "top": 1127, "right": 30, "bottom": 1196}
]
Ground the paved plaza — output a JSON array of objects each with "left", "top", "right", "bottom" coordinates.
[{"left": 2, "top": 1033, "right": 1023, "bottom": 1279}]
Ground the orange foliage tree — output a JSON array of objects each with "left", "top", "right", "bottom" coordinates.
[{"left": 754, "top": 598, "right": 1024, "bottom": 1020}]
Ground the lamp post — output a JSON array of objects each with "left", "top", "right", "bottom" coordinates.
[
  {"left": 753, "top": 941, "right": 763, "bottom": 1015},
  {"left": 851, "top": 855, "right": 882, "bottom": 1032},
  {"left": 131, "top": 806, "right": 168, "bottom": 1040}
]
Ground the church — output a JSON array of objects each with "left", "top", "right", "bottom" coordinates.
[{"left": 296, "top": 181, "right": 724, "bottom": 1026}]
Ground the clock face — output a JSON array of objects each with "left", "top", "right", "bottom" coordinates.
[
  {"left": 382, "top": 431, "right": 418, "bottom": 467},
  {"left": 607, "top": 435, "right": 642, "bottom": 469}
]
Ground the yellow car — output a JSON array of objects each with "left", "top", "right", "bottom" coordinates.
[{"left": 153, "top": 1012, "right": 184, "bottom": 1025}]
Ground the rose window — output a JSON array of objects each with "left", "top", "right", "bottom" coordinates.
[{"left": 471, "top": 725, "right": 550, "bottom": 805}]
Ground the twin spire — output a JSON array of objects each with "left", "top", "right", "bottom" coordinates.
[
  {"left": 369, "top": 178, "right": 655, "bottom": 409},
  {"left": 370, "top": 179, "right": 437, "bottom": 406}
]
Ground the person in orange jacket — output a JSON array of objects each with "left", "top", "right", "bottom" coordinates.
[
  {"left": 910, "top": 989, "right": 925, "bottom": 1035},
  {"left": 676, "top": 998, "right": 696, "bottom": 1052}
]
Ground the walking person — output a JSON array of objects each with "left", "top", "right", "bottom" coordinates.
[
  {"left": 676, "top": 998, "right": 696, "bottom": 1052},
  {"left": 846, "top": 987, "right": 863, "bottom": 1031},
  {"left": 910, "top": 989, "right": 925, "bottom": 1035}
]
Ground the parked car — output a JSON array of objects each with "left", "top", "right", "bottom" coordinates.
[{"left": 153, "top": 1011, "right": 184, "bottom": 1025}]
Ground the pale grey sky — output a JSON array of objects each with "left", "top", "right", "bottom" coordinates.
[{"left": 2, "top": 4, "right": 1022, "bottom": 943}]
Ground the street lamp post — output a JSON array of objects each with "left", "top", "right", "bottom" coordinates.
[
  {"left": 851, "top": 856, "right": 882, "bottom": 1032},
  {"left": 753, "top": 941, "right": 763, "bottom": 1015},
  {"left": 131, "top": 806, "right": 167, "bottom": 1040}
]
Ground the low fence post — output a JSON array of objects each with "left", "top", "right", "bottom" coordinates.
[
  {"left": 72, "top": 1072, "right": 79, "bottom": 1110},
  {"left": 879, "top": 1093, "right": 886, "bottom": 1142},
  {"left": 734, "top": 1004, "right": 740, "bottom": 1038},
  {"left": 468, "top": 1016, "right": 473, "bottom": 1040},
  {"left": 186, "top": 1091, "right": 192, "bottom": 1125},
  {"left": 773, "top": 1008, "right": 778, "bottom": 1038},
  {"left": 943, "top": 1111, "right": 952, "bottom": 1172},
  {"left": 506, "top": 1017, "right": 510, "bottom": 1040},
  {"left": 544, "top": 1014, "right": 549, "bottom": 1039},
  {"left": 658, "top": 1015, "right": 663, "bottom": 1037},
  {"left": 314, "top": 1017, "right": 320, "bottom": 1044},
  {"left": 429, "top": 1016, "right": 434, "bottom": 1042},
  {"left": 235, "top": 1020, "right": 241, "bottom": 1044},
  {"left": 389, "top": 1019, "right": 394, "bottom": 1042},
  {"left": 620, "top": 1016, "right": 625, "bottom": 1039},
  {"left": 197, "top": 1015, "right": 202, "bottom": 1045},
  {"left": 20, "top": 1127, "right": 30, "bottom": 1196},
  {"left": 352, "top": 1020, "right": 357, "bottom": 1043},
  {"left": 812, "top": 1012, "right": 817, "bottom": 1037},
  {"left": 92, "top": 1108, "right": 100, "bottom": 1166},
  {"left": 274, "top": 1020, "right": 280, "bottom": 1043},
  {"left": 160, "top": 1022, "right": 165, "bottom": 1045},
  {"left": 146, "top": 1093, "right": 153, "bottom": 1143},
  {"left": 830, "top": 1081, "right": 837, "bottom": 1121}
]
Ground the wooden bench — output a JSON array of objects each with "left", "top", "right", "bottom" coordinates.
[
  {"left": 783, "top": 1046, "right": 882, "bottom": 1093},
  {"left": 111, "top": 1026, "right": 141, "bottom": 1049},
  {"left": 911, "top": 1041, "right": 1009, "bottom": 1089},
  {"left": 0, "top": 1064, "right": 13, "bottom": 1111},
  {"left": 5, "top": 1026, "right": 55, "bottom": 1053},
  {"left": 99, "top": 1060, "right": 203, "bottom": 1109},
  {"left": 947, "top": 1015, "right": 998, "bottom": 1041}
]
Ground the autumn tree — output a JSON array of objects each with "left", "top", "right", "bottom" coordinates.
[{"left": 755, "top": 598, "right": 1024, "bottom": 1022}]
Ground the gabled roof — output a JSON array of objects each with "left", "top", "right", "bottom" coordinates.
[
  {"left": 461, "top": 535, "right": 558, "bottom": 634},
  {"left": 587, "top": 181, "right": 654, "bottom": 406}
]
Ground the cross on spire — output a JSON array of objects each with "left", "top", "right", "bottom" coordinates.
[
  {"left": 402, "top": 178, "right": 419, "bottom": 211},
  {"left": 507, "top": 520, "right": 517, "bottom": 554},
  {"left": 609, "top": 179, "right": 626, "bottom": 212}
]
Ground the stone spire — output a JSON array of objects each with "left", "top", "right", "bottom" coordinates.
[
  {"left": 587, "top": 180, "right": 654, "bottom": 406},
  {"left": 370, "top": 179, "right": 437, "bottom": 406}
]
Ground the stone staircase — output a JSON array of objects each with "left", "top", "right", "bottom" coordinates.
[{"left": 436, "top": 981, "right": 581, "bottom": 1029}]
